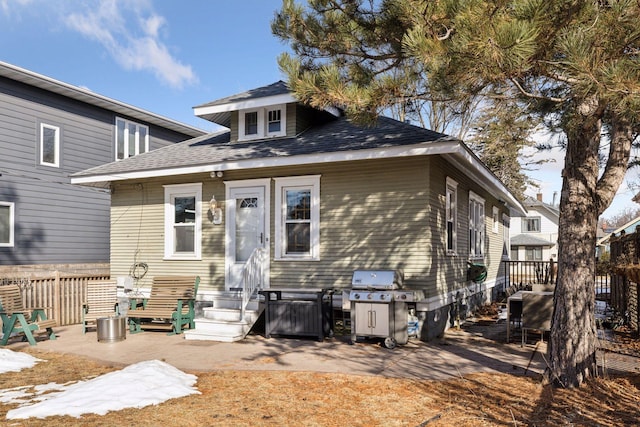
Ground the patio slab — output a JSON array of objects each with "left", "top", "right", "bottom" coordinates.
[{"left": 3, "top": 320, "right": 560, "bottom": 380}]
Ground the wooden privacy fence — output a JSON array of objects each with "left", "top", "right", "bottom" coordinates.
[
  {"left": 609, "top": 228, "right": 640, "bottom": 333},
  {"left": 1, "top": 271, "right": 111, "bottom": 326}
]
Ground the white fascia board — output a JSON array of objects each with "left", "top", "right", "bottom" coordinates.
[
  {"left": 445, "top": 145, "right": 526, "bottom": 216},
  {"left": 71, "top": 139, "right": 525, "bottom": 217},
  {"left": 71, "top": 141, "right": 460, "bottom": 186},
  {"left": 194, "top": 93, "right": 298, "bottom": 116}
]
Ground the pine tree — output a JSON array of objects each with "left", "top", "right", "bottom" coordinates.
[
  {"left": 273, "top": 0, "right": 640, "bottom": 387},
  {"left": 467, "top": 97, "right": 542, "bottom": 200}
]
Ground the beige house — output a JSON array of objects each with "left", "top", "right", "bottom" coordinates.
[{"left": 71, "top": 81, "right": 525, "bottom": 342}]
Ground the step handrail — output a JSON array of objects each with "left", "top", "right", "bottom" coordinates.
[{"left": 240, "top": 247, "right": 266, "bottom": 320}]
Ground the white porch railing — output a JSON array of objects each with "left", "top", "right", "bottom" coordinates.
[{"left": 240, "top": 247, "right": 266, "bottom": 321}]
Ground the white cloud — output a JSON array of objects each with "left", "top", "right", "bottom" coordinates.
[
  {"left": 0, "top": 0, "right": 34, "bottom": 18},
  {"left": 64, "top": 0, "right": 197, "bottom": 89}
]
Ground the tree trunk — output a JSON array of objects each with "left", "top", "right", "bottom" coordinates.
[
  {"left": 547, "top": 103, "right": 601, "bottom": 387},
  {"left": 547, "top": 101, "right": 634, "bottom": 387}
]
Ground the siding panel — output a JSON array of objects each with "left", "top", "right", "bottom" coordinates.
[{"left": 0, "top": 75, "right": 196, "bottom": 266}]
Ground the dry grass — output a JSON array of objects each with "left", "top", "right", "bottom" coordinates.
[{"left": 1, "top": 347, "right": 639, "bottom": 427}]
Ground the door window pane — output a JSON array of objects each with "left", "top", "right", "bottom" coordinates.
[{"left": 235, "top": 198, "right": 260, "bottom": 262}]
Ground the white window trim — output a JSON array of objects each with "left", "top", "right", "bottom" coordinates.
[
  {"left": 163, "top": 183, "right": 202, "bottom": 260},
  {"left": 40, "top": 123, "right": 60, "bottom": 167},
  {"left": 469, "top": 191, "right": 485, "bottom": 259},
  {"left": 115, "top": 117, "right": 149, "bottom": 161},
  {"left": 238, "top": 104, "right": 286, "bottom": 141},
  {"left": 492, "top": 206, "right": 499, "bottom": 234},
  {"left": 523, "top": 216, "right": 541, "bottom": 233},
  {"left": 274, "top": 175, "right": 320, "bottom": 261},
  {"left": 445, "top": 177, "right": 458, "bottom": 255},
  {"left": 265, "top": 106, "right": 286, "bottom": 137},
  {"left": 0, "top": 201, "right": 15, "bottom": 247}
]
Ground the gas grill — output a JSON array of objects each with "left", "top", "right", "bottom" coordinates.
[{"left": 349, "top": 270, "right": 415, "bottom": 349}]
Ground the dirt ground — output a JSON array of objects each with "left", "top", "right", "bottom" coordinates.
[{"left": 1, "top": 310, "right": 639, "bottom": 427}]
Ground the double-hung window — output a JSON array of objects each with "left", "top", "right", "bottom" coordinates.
[
  {"left": 244, "top": 111, "right": 259, "bottom": 136},
  {"left": 445, "top": 177, "right": 458, "bottom": 255},
  {"left": 164, "top": 183, "right": 202, "bottom": 260},
  {"left": 0, "top": 202, "right": 14, "bottom": 247},
  {"left": 469, "top": 191, "right": 485, "bottom": 258},
  {"left": 525, "top": 246, "right": 542, "bottom": 261},
  {"left": 267, "top": 109, "right": 282, "bottom": 133},
  {"left": 238, "top": 105, "right": 286, "bottom": 141},
  {"left": 40, "top": 123, "right": 60, "bottom": 167},
  {"left": 274, "top": 175, "right": 320, "bottom": 260},
  {"left": 116, "top": 118, "right": 149, "bottom": 160},
  {"left": 522, "top": 217, "right": 541, "bottom": 232}
]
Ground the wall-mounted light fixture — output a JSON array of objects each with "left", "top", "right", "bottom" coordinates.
[
  {"left": 210, "top": 171, "right": 224, "bottom": 178},
  {"left": 209, "top": 195, "right": 223, "bottom": 225}
]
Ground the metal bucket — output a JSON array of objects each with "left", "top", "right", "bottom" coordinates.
[{"left": 97, "top": 316, "right": 126, "bottom": 343}]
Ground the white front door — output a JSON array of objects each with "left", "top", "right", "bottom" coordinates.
[{"left": 225, "top": 179, "right": 270, "bottom": 290}]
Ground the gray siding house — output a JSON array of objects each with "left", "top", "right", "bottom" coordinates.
[
  {"left": 71, "top": 81, "right": 525, "bottom": 341},
  {"left": 0, "top": 61, "right": 205, "bottom": 269}
]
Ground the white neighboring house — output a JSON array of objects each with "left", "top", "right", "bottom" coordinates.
[{"left": 509, "top": 194, "right": 559, "bottom": 262}]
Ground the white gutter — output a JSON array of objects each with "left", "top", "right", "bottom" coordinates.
[
  {"left": 70, "top": 139, "right": 525, "bottom": 215},
  {"left": 70, "top": 140, "right": 460, "bottom": 185}
]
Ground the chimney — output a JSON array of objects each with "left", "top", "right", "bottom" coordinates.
[
  {"left": 536, "top": 193, "right": 543, "bottom": 202},
  {"left": 552, "top": 191, "right": 558, "bottom": 206}
]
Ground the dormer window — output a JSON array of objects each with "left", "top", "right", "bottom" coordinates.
[
  {"left": 268, "top": 109, "right": 281, "bottom": 133},
  {"left": 238, "top": 105, "right": 286, "bottom": 141},
  {"left": 245, "top": 111, "right": 259, "bottom": 136}
]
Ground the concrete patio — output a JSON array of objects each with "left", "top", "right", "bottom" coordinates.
[{"left": 4, "top": 317, "right": 638, "bottom": 380}]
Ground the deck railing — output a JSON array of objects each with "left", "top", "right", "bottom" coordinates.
[
  {"left": 239, "top": 247, "right": 266, "bottom": 320},
  {"left": 1, "top": 271, "right": 110, "bottom": 325},
  {"left": 501, "top": 260, "right": 610, "bottom": 302},
  {"left": 503, "top": 260, "right": 557, "bottom": 287}
]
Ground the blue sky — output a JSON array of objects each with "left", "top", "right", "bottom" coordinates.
[
  {"left": 0, "top": 0, "right": 287, "bottom": 132},
  {"left": 0, "top": 0, "right": 636, "bottom": 218}
]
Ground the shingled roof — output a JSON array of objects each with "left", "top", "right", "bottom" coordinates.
[
  {"left": 71, "top": 79, "right": 527, "bottom": 217},
  {"left": 510, "top": 234, "right": 555, "bottom": 247},
  {"left": 193, "top": 81, "right": 297, "bottom": 127},
  {"left": 71, "top": 115, "right": 455, "bottom": 180}
]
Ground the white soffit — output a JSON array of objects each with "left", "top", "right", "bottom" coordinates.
[{"left": 194, "top": 93, "right": 298, "bottom": 117}]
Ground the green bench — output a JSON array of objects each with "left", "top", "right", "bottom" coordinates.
[
  {"left": 127, "top": 276, "right": 200, "bottom": 335},
  {"left": 0, "top": 284, "right": 57, "bottom": 346}
]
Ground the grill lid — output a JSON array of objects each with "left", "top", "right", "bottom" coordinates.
[{"left": 351, "top": 270, "right": 402, "bottom": 289}]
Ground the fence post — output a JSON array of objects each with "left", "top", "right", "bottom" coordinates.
[{"left": 54, "top": 270, "right": 61, "bottom": 323}]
